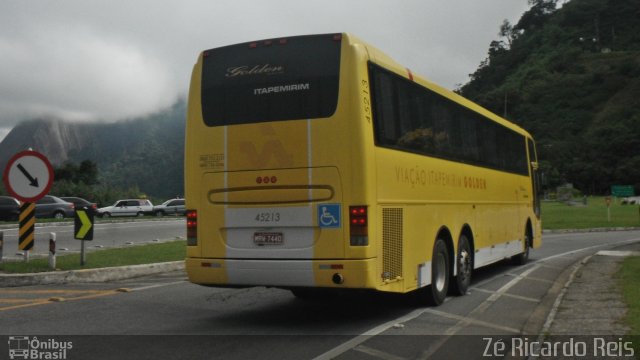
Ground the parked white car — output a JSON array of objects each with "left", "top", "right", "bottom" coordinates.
[
  {"left": 153, "top": 198, "right": 185, "bottom": 216},
  {"left": 98, "top": 199, "right": 153, "bottom": 218}
]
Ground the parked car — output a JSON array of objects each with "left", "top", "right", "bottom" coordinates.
[
  {"left": 153, "top": 198, "right": 185, "bottom": 217},
  {"left": 60, "top": 197, "right": 98, "bottom": 215},
  {"left": 35, "top": 195, "right": 75, "bottom": 219},
  {"left": 98, "top": 199, "right": 153, "bottom": 218},
  {"left": 0, "top": 196, "right": 20, "bottom": 221}
]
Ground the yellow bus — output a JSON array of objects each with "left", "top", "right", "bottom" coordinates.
[{"left": 184, "top": 33, "right": 541, "bottom": 305}]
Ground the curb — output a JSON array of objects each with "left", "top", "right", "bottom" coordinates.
[
  {"left": 543, "top": 227, "right": 640, "bottom": 234},
  {"left": 539, "top": 254, "right": 594, "bottom": 335},
  {"left": 531, "top": 240, "right": 640, "bottom": 337},
  {"left": 520, "top": 256, "right": 581, "bottom": 335},
  {"left": 517, "top": 239, "right": 640, "bottom": 336},
  {"left": 0, "top": 261, "right": 185, "bottom": 287},
  {"left": 0, "top": 217, "right": 184, "bottom": 230}
]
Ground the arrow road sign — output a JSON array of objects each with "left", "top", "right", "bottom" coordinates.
[
  {"left": 3, "top": 150, "right": 54, "bottom": 203},
  {"left": 74, "top": 208, "right": 94, "bottom": 241},
  {"left": 75, "top": 208, "right": 94, "bottom": 265},
  {"left": 17, "top": 163, "right": 39, "bottom": 187}
]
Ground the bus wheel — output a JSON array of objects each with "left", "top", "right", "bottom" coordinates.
[
  {"left": 512, "top": 230, "right": 531, "bottom": 265},
  {"left": 290, "top": 288, "right": 314, "bottom": 299},
  {"left": 422, "top": 238, "right": 450, "bottom": 306},
  {"left": 290, "top": 288, "right": 331, "bottom": 301},
  {"left": 452, "top": 235, "right": 472, "bottom": 296}
]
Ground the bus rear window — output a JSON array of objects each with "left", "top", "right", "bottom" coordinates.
[{"left": 201, "top": 34, "right": 341, "bottom": 126}]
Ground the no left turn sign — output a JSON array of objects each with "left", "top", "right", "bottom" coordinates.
[{"left": 2, "top": 150, "right": 54, "bottom": 203}]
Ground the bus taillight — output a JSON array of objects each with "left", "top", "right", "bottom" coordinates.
[
  {"left": 186, "top": 210, "right": 197, "bottom": 246},
  {"left": 349, "top": 206, "right": 368, "bottom": 246}
]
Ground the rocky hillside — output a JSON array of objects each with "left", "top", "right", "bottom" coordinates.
[
  {"left": 0, "top": 119, "right": 90, "bottom": 168},
  {"left": 0, "top": 100, "right": 186, "bottom": 199}
]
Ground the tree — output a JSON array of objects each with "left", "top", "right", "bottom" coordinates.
[
  {"left": 54, "top": 162, "right": 79, "bottom": 183},
  {"left": 78, "top": 160, "right": 98, "bottom": 185},
  {"left": 499, "top": 20, "right": 520, "bottom": 48},
  {"left": 460, "top": 0, "right": 640, "bottom": 195},
  {"left": 53, "top": 160, "right": 98, "bottom": 185},
  {"left": 516, "top": 0, "right": 558, "bottom": 31}
]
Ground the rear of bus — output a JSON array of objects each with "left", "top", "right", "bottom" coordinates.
[{"left": 185, "top": 33, "right": 378, "bottom": 291}]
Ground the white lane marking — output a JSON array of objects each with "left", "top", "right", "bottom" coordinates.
[
  {"left": 504, "top": 273, "right": 554, "bottom": 284},
  {"left": 314, "top": 236, "right": 640, "bottom": 360},
  {"left": 354, "top": 345, "right": 407, "bottom": 360},
  {"left": 534, "top": 237, "right": 640, "bottom": 263},
  {"left": 597, "top": 250, "right": 640, "bottom": 257},
  {"left": 416, "top": 265, "right": 539, "bottom": 360},
  {"left": 312, "top": 306, "right": 436, "bottom": 360},
  {"left": 470, "top": 287, "right": 540, "bottom": 303},
  {"left": 447, "top": 265, "right": 539, "bottom": 334},
  {"left": 422, "top": 308, "right": 520, "bottom": 334},
  {"left": 129, "top": 280, "right": 188, "bottom": 292}
]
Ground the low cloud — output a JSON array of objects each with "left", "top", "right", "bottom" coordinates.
[
  {"left": 0, "top": 24, "right": 173, "bottom": 123},
  {"left": 0, "top": 0, "right": 529, "bottom": 129}
]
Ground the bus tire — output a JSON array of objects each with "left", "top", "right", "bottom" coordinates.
[
  {"left": 452, "top": 235, "right": 472, "bottom": 296},
  {"left": 512, "top": 230, "right": 531, "bottom": 265},
  {"left": 423, "top": 238, "right": 450, "bottom": 306},
  {"left": 290, "top": 288, "right": 314, "bottom": 299},
  {"left": 290, "top": 288, "right": 332, "bottom": 301}
]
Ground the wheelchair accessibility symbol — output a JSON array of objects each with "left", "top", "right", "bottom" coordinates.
[{"left": 318, "top": 204, "right": 341, "bottom": 228}]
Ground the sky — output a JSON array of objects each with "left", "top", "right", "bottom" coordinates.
[{"left": 0, "top": 0, "right": 531, "bottom": 141}]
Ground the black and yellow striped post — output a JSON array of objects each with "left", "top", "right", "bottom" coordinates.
[{"left": 19, "top": 202, "right": 35, "bottom": 261}]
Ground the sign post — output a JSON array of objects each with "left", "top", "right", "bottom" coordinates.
[
  {"left": 49, "top": 232, "right": 56, "bottom": 270},
  {"left": 605, "top": 196, "right": 612, "bottom": 222},
  {"left": 2, "top": 150, "right": 54, "bottom": 261},
  {"left": 18, "top": 202, "right": 35, "bottom": 261},
  {"left": 74, "top": 207, "right": 94, "bottom": 266}
]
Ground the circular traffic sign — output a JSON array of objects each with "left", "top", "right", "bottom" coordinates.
[{"left": 2, "top": 150, "right": 54, "bottom": 203}]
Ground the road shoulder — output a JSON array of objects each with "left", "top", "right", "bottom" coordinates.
[{"left": 0, "top": 261, "right": 184, "bottom": 287}]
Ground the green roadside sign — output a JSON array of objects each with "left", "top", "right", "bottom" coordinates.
[{"left": 611, "top": 185, "right": 635, "bottom": 197}]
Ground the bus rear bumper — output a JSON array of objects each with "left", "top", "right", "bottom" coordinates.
[{"left": 185, "top": 258, "right": 378, "bottom": 289}]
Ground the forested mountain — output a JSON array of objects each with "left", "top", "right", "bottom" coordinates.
[
  {"left": 0, "top": 100, "right": 185, "bottom": 200},
  {"left": 458, "top": 0, "right": 640, "bottom": 194}
]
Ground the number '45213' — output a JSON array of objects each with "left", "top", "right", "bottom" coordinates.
[{"left": 255, "top": 212, "right": 280, "bottom": 222}]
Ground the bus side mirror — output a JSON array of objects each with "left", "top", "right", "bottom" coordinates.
[{"left": 530, "top": 161, "right": 539, "bottom": 171}]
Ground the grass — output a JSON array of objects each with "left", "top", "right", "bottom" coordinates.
[
  {"left": 618, "top": 256, "right": 640, "bottom": 352},
  {"left": 542, "top": 196, "right": 640, "bottom": 230},
  {"left": 0, "top": 240, "right": 185, "bottom": 274}
]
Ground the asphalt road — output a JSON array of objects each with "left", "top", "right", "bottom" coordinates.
[
  {"left": 1, "top": 230, "right": 639, "bottom": 360},
  {"left": 0, "top": 219, "right": 185, "bottom": 260}
]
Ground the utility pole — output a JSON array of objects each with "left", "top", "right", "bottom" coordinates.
[{"left": 504, "top": 92, "right": 508, "bottom": 118}]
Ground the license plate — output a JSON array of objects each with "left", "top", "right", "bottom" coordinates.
[{"left": 253, "top": 232, "right": 283, "bottom": 246}]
